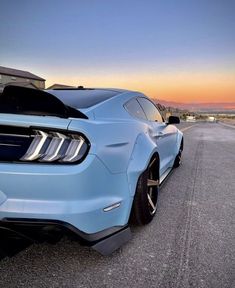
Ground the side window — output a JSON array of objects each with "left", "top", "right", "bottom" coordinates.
[
  {"left": 124, "top": 98, "right": 147, "bottom": 120},
  {"left": 137, "top": 97, "right": 163, "bottom": 122}
]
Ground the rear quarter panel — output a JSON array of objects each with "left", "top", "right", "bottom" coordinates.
[{"left": 68, "top": 118, "right": 146, "bottom": 175}]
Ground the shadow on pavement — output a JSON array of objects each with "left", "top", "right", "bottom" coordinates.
[{"left": 0, "top": 228, "right": 33, "bottom": 260}]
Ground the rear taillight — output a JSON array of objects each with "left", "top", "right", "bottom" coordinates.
[{"left": 20, "top": 130, "right": 89, "bottom": 163}]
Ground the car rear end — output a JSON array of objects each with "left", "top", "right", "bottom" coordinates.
[{"left": 0, "top": 86, "right": 131, "bottom": 255}]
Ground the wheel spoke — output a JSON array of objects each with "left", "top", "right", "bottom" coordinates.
[
  {"left": 149, "top": 158, "right": 156, "bottom": 168},
  {"left": 147, "top": 194, "right": 156, "bottom": 211},
  {"left": 147, "top": 179, "right": 159, "bottom": 187}
]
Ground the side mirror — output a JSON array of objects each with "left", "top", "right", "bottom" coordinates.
[{"left": 168, "top": 116, "right": 180, "bottom": 124}]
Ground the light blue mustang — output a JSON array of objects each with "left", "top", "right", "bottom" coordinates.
[{"left": 0, "top": 85, "right": 183, "bottom": 255}]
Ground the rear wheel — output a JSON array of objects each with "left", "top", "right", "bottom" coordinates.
[
  {"left": 173, "top": 149, "right": 182, "bottom": 168},
  {"left": 131, "top": 157, "right": 159, "bottom": 225},
  {"left": 174, "top": 140, "right": 183, "bottom": 168}
]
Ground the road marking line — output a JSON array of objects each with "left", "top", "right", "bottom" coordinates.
[
  {"left": 180, "top": 124, "right": 197, "bottom": 132},
  {"left": 219, "top": 122, "right": 235, "bottom": 129}
]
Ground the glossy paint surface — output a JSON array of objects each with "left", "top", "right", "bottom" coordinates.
[{"left": 0, "top": 90, "right": 182, "bottom": 234}]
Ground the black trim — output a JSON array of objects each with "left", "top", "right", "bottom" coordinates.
[
  {"left": 92, "top": 227, "right": 131, "bottom": 255},
  {"left": 0, "top": 219, "right": 131, "bottom": 256},
  {"left": 168, "top": 116, "right": 180, "bottom": 125},
  {"left": 0, "top": 218, "right": 129, "bottom": 244},
  {"left": 53, "top": 87, "right": 94, "bottom": 90}
]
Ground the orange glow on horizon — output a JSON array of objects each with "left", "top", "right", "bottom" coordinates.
[{"left": 46, "top": 71, "right": 235, "bottom": 104}]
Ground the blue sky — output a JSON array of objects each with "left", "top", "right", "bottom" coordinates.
[{"left": 0, "top": 0, "right": 235, "bottom": 102}]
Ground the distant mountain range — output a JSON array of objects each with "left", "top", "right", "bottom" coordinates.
[{"left": 155, "top": 99, "right": 235, "bottom": 112}]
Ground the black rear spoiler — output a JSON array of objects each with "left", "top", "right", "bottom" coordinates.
[{"left": 0, "top": 85, "right": 88, "bottom": 119}]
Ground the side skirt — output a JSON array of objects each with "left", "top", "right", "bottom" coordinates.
[{"left": 159, "top": 167, "right": 172, "bottom": 185}]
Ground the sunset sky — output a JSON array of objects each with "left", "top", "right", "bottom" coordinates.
[{"left": 0, "top": 0, "right": 234, "bottom": 104}]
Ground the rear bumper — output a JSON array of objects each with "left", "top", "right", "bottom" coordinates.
[{"left": 0, "top": 154, "right": 133, "bottom": 235}]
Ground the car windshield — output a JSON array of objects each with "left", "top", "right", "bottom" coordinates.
[{"left": 48, "top": 89, "right": 119, "bottom": 109}]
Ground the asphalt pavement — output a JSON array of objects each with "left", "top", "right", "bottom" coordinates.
[{"left": 0, "top": 122, "right": 234, "bottom": 288}]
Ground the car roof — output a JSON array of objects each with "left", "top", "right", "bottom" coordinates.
[{"left": 47, "top": 88, "right": 134, "bottom": 109}]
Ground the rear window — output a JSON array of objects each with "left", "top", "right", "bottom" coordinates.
[{"left": 48, "top": 90, "right": 119, "bottom": 109}]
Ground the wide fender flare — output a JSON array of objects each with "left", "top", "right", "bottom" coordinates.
[{"left": 127, "top": 133, "right": 159, "bottom": 197}]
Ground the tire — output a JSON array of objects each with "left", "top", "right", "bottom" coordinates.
[
  {"left": 174, "top": 140, "right": 183, "bottom": 168},
  {"left": 131, "top": 157, "right": 159, "bottom": 225},
  {"left": 173, "top": 149, "right": 182, "bottom": 168}
]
